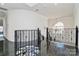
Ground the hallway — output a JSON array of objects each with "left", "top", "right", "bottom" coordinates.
[{"left": 0, "top": 3, "right": 79, "bottom": 56}]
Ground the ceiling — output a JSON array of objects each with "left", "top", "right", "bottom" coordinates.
[{"left": 0, "top": 3, "right": 74, "bottom": 18}]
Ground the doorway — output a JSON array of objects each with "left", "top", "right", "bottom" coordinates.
[
  {"left": 0, "top": 9, "right": 7, "bottom": 55},
  {"left": 0, "top": 17, "right": 4, "bottom": 55}
]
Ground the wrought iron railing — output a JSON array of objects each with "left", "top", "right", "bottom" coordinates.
[
  {"left": 46, "top": 26, "right": 78, "bottom": 56},
  {"left": 15, "top": 28, "right": 41, "bottom": 56}
]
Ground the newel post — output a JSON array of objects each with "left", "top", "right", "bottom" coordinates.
[{"left": 76, "top": 26, "right": 78, "bottom": 55}]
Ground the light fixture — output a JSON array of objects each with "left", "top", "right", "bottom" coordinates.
[
  {"left": 34, "top": 9, "right": 39, "bottom": 12},
  {"left": 54, "top": 3, "right": 58, "bottom": 6},
  {"left": 26, "top": 3, "right": 38, "bottom": 7}
]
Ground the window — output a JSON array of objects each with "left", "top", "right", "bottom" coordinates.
[{"left": 53, "top": 22, "right": 64, "bottom": 34}]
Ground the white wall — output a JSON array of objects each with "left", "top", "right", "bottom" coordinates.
[
  {"left": 73, "top": 4, "right": 79, "bottom": 49},
  {"left": 7, "top": 9, "right": 48, "bottom": 55},
  {"left": 48, "top": 15, "right": 74, "bottom": 28},
  {"left": 7, "top": 9, "right": 48, "bottom": 42},
  {"left": 74, "top": 4, "right": 79, "bottom": 27}
]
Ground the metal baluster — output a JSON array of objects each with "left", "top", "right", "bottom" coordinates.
[
  {"left": 25, "top": 30, "right": 27, "bottom": 56},
  {"left": 15, "top": 30, "right": 17, "bottom": 56},
  {"left": 33, "top": 30, "right": 35, "bottom": 56},
  {"left": 71, "top": 29, "right": 72, "bottom": 43},
  {"left": 23, "top": 31, "right": 24, "bottom": 55},
  {"left": 31, "top": 30, "right": 33, "bottom": 56}
]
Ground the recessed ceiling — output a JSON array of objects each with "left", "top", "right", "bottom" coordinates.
[
  {"left": 32, "top": 3, "right": 74, "bottom": 18},
  {"left": 0, "top": 3, "right": 74, "bottom": 18}
]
